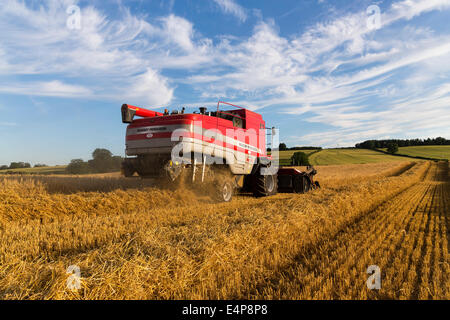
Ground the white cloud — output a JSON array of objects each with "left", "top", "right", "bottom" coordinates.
[
  {"left": 160, "top": 15, "right": 194, "bottom": 51},
  {"left": 0, "top": 1, "right": 178, "bottom": 105},
  {"left": 0, "top": 80, "right": 92, "bottom": 98},
  {"left": 388, "top": 0, "right": 450, "bottom": 22},
  {"left": 121, "top": 69, "right": 174, "bottom": 106},
  {"left": 213, "top": 0, "right": 247, "bottom": 22},
  {"left": 182, "top": 1, "right": 450, "bottom": 146},
  {"left": 1, "top": 0, "right": 450, "bottom": 146}
]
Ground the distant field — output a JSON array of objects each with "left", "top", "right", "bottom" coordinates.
[
  {"left": 380, "top": 146, "right": 450, "bottom": 160},
  {"left": 0, "top": 165, "right": 67, "bottom": 175},
  {"left": 309, "top": 148, "right": 413, "bottom": 165}
]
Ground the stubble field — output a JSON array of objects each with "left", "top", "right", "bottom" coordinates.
[{"left": 0, "top": 160, "right": 448, "bottom": 299}]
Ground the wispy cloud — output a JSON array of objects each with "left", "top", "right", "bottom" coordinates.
[
  {"left": 0, "top": 80, "right": 92, "bottom": 98},
  {"left": 185, "top": 0, "right": 450, "bottom": 145},
  {"left": 212, "top": 0, "right": 247, "bottom": 22},
  {"left": 0, "top": 1, "right": 188, "bottom": 105},
  {"left": 1, "top": 0, "right": 449, "bottom": 146}
]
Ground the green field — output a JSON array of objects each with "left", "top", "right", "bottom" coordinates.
[
  {"left": 308, "top": 148, "right": 413, "bottom": 165},
  {"left": 0, "top": 165, "right": 67, "bottom": 175},
  {"left": 380, "top": 146, "right": 450, "bottom": 160},
  {"left": 277, "top": 149, "right": 319, "bottom": 165}
]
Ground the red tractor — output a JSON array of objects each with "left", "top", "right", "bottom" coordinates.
[{"left": 121, "top": 101, "right": 318, "bottom": 201}]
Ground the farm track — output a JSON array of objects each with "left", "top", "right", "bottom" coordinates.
[
  {"left": 0, "top": 161, "right": 448, "bottom": 299},
  {"left": 253, "top": 162, "right": 449, "bottom": 299}
]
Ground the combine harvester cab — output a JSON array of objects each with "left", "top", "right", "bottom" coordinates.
[{"left": 121, "top": 102, "right": 319, "bottom": 201}]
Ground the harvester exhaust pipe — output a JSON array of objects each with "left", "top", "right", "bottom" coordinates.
[{"left": 121, "top": 104, "right": 164, "bottom": 123}]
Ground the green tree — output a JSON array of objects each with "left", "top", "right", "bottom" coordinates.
[
  {"left": 291, "top": 152, "right": 310, "bottom": 166},
  {"left": 66, "top": 149, "right": 123, "bottom": 175},
  {"left": 89, "top": 148, "right": 113, "bottom": 173},
  {"left": 435, "top": 137, "right": 446, "bottom": 145},
  {"left": 387, "top": 142, "right": 399, "bottom": 154},
  {"left": 92, "top": 148, "right": 113, "bottom": 160},
  {"left": 88, "top": 148, "right": 122, "bottom": 173},
  {"left": 0, "top": 165, "right": 8, "bottom": 170},
  {"left": 279, "top": 143, "right": 288, "bottom": 151},
  {"left": 66, "top": 159, "right": 92, "bottom": 174},
  {"left": 9, "top": 162, "right": 26, "bottom": 169},
  {"left": 367, "top": 141, "right": 376, "bottom": 149}
]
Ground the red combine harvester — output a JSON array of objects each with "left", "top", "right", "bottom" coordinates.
[{"left": 121, "top": 101, "right": 319, "bottom": 201}]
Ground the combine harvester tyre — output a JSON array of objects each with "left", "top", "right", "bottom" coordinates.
[
  {"left": 253, "top": 174, "right": 278, "bottom": 197},
  {"left": 216, "top": 179, "right": 234, "bottom": 202}
]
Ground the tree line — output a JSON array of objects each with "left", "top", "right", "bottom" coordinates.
[
  {"left": 276, "top": 143, "right": 322, "bottom": 151},
  {"left": 66, "top": 148, "right": 123, "bottom": 174},
  {"left": 0, "top": 162, "right": 47, "bottom": 170},
  {"left": 1, "top": 148, "right": 122, "bottom": 174},
  {"left": 355, "top": 137, "right": 449, "bottom": 149}
]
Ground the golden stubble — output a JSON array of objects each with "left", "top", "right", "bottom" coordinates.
[{"left": 0, "top": 161, "right": 448, "bottom": 300}]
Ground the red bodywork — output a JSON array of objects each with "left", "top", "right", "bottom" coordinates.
[
  {"left": 123, "top": 104, "right": 164, "bottom": 118},
  {"left": 122, "top": 102, "right": 269, "bottom": 160},
  {"left": 121, "top": 102, "right": 319, "bottom": 194}
]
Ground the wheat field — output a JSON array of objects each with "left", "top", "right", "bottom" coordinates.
[{"left": 0, "top": 160, "right": 448, "bottom": 299}]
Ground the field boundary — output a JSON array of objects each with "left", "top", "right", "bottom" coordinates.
[
  {"left": 307, "top": 149, "right": 322, "bottom": 163},
  {"left": 372, "top": 148, "right": 448, "bottom": 162},
  {"left": 386, "top": 162, "right": 417, "bottom": 177}
]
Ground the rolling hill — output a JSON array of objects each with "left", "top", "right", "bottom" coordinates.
[
  {"left": 308, "top": 148, "right": 413, "bottom": 165},
  {"left": 0, "top": 165, "right": 67, "bottom": 175},
  {"left": 380, "top": 146, "right": 450, "bottom": 160}
]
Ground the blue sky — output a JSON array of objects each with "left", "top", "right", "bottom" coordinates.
[{"left": 1, "top": 0, "right": 450, "bottom": 165}]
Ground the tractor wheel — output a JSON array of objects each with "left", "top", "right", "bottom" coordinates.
[
  {"left": 215, "top": 179, "right": 234, "bottom": 202},
  {"left": 253, "top": 174, "right": 278, "bottom": 197},
  {"left": 293, "top": 176, "right": 310, "bottom": 193}
]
